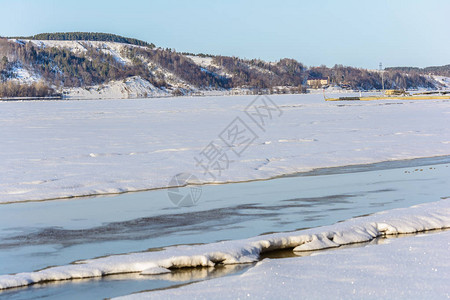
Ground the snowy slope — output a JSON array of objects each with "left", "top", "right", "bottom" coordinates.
[
  {"left": 186, "top": 55, "right": 233, "bottom": 78},
  {"left": 186, "top": 55, "right": 216, "bottom": 69},
  {"left": 10, "top": 65, "right": 42, "bottom": 84},
  {"left": 431, "top": 75, "right": 450, "bottom": 89},
  {"left": 8, "top": 39, "right": 201, "bottom": 98},
  {"left": 187, "top": 55, "right": 276, "bottom": 78},
  {"left": 66, "top": 76, "right": 170, "bottom": 99},
  {"left": 15, "top": 39, "right": 134, "bottom": 65}
]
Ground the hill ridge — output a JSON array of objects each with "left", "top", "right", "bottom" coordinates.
[
  {"left": 8, "top": 32, "right": 154, "bottom": 48},
  {"left": 0, "top": 33, "right": 449, "bottom": 99}
]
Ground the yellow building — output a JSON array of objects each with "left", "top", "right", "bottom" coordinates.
[{"left": 307, "top": 78, "right": 329, "bottom": 88}]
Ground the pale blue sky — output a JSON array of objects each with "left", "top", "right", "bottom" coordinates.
[{"left": 1, "top": 0, "right": 448, "bottom": 69}]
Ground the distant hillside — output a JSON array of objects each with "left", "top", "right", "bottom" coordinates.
[
  {"left": 0, "top": 32, "right": 445, "bottom": 98},
  {"left": 8, "top": 32, "right": 155, "bottom": 48},
  {"left": 387, "top": 65, "right": 450, "bottom": 77},
  {"left": 306, "top": 65, "right": 436, "bottom": 90}
]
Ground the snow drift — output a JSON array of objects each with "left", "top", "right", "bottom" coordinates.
[{"left": 117, "top": 230, "right": 450, "bottom": 299}]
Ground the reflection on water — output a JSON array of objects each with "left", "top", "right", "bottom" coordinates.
[
  {"left": 0, "top": 189, "right": 417, "bottom": 250},
  {"left": 1, "top": 205, "right": 273, "bottom": 249},
  {"left": 0, "top": 264, "right": 251, "bottom": 300},
  {"left": 142, "top": 264, "right": 249, "bottom": 282}
]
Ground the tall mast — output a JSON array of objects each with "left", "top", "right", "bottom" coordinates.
[{"left": 379, "top": 62, "right": 384, "bottom": 91}]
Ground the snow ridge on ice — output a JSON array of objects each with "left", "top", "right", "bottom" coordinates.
[
  {"left": 0, "top": 199, "right": 448, "bottom": 290},
  {"left": 118, "top": 231, "right": 450, "bottom": 299}
]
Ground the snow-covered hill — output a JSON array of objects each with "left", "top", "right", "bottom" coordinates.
[
  {"left": 4, "top": 39, "right": 289, "bottom": 99},
  {"left": 1, "top": 35, "right": 445, "bottom": 99},
  {"left": 7, "top": 40, "right": 202, "bottom": 99}
]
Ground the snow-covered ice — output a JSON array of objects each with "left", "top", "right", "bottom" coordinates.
[
  {"left": 0, "top": 93, "right": 449, "bottom": 298},
  {"left": 0, "top": 94, "right": 449, "bottom": 204},
  {"left": 118, "top": 230, "right": 450, "bottom": 299},
  {"left": 0, "top": 198, "right": 448, "bottom": 290}
]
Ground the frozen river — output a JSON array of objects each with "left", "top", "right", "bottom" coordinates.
[
  {"left": 1, "top": 94, "right": 449, "bottom": 299},
  {"left": 1, "top": 156, "right": 449, "bottom": 299}
]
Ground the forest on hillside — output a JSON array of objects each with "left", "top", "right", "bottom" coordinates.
[
  {"left": 307, "top": 65, "right": 435, "bottom": 90},
  {"left": 209, "top": 57, "right": 435, "bottom": 90},
  {"left": 8, "top": 32, "right": 155, "bottom": 48},
  {"left": 126, "top": 47, "right": 230, "bottom": 89},
  {"left": 0, "top": 38, "right": 160, "bottom": 89},
  {"left": 211, "top": 57, "right": 305, "bottom": 90},
  {"left": 387, "top": 65, "right": 450, "bottom": 77}
]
